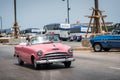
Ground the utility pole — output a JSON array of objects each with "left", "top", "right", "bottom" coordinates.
[
  {"left": 12, "top": 0, "right": 20, "bottom": 38},
  {"left": 0, "top": 16, "right": 2, "bottom": 33},
  {"left": 62, "top": 0, "right": 70, "bottom": 24},
  {"left": 94, "top": 0, "right": 99, "bottom": 33}
]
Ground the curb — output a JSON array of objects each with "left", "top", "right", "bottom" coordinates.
[{"left": 73, "top": 47, "right": 92, "bottom": 50}]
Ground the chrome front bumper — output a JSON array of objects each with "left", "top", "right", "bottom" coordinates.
[{"left": 36, "top": 58, "right": 75, "bottom": 64}]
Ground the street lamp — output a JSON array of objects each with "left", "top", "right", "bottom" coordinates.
[
  {"left": 0, "top": 16, "right": 2, "bottom": 33},
  {"left": 62, "top": 0, "right": 70, "bottom": 24}
]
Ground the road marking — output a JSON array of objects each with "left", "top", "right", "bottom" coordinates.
[{"left": 109, "top": 67, "right": 120, "bottom": 70}]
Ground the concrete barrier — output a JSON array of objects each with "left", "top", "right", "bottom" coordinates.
[
  {"left": 81, "top": 38, "right": 91, "bottom": 47},
  {"left": 8, "top": 38, "right": 26, "bottom": 45},
  {"left": 0, "top": 37, "right": 9, "bottom": 43}
]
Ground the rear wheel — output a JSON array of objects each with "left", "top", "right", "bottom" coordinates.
[
  {"left": 93, "top": 43, "right": 102, "bottom": 52},
  {"left": 18, "top": 57, "right": 24, "bottom": 65},
  {"left": 64, "top": 61, "right": 71, "bottom": 68}
]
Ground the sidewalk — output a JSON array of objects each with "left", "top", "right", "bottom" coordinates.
[
  {"left": 73, "top": 46, "right": 92, "bottom": 51},
  {"left": 62, "top": 41, "right": 92, "bottom": 51}
]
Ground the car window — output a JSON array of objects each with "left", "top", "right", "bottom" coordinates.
[
  {"left": 48, "top": 35, "right": 60, "bottom": 42},
  {"left": 30, "top": 35, "right": 60, "bottom": 45},
  {"left": 112, "top": 30, "right": 120, "bottom": 35}
]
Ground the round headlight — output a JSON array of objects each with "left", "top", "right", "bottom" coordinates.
[
  {"left": 68, "top": 48, "right": 73, "bottom": 53},
  {"left": 37, "top": 50, "right": 42, "bottom": 56}
]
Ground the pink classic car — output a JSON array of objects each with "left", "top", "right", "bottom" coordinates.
[{"left": 14, "top": 35, "right": 75, "bottom": 69}]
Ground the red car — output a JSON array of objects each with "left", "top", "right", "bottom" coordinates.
[{"left": 14, "top": 35, "right": 75, "bottom": 69}]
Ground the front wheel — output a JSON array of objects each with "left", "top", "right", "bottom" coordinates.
[
  {"left": 64, "top": 61, "right": 71, "bottom": 68},
  {"left": 33, "top": 59, "right": 40, "bottom": 70},
  {"left": 93, "top": 43, "right": 102, "bottom": 52}
]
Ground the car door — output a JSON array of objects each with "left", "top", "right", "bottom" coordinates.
[
  {"left": 113, "top": 35, "right": 120, "bottom": 48},
  {"left": 19, "top": 46, "right": 28, "bottom": 62},
  {"left": 22, "top": 46, "right": 30, "bottom": 63},
  {"left": 108, "top": 35, "right": 120, "bottom": 48}
]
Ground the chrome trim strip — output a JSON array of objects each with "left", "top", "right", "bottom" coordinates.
[
  {"left": 36, "top": 58, "right": 75, "bottom": 64},
  {"left": 95, "top": 40, "right": 120, "bottom": 42}
]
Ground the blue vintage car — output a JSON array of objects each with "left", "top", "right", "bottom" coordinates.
[{"left": 90, "top": 30, "right": 120, "bottom": 52}]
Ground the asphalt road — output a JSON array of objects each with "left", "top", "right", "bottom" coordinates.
[{"left": 0, "top": 45, "right": 120, "bottom": 80}]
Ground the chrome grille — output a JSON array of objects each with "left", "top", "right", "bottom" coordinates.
[{"left": 40, "top": 52, "right": 69, "bottom": 60}]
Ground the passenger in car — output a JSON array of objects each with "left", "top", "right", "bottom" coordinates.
[{"left": 26, "top": 35, "right": 30, "bottom": 42}]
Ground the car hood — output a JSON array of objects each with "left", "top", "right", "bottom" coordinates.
[
  {"left": 27, "top": 42, "right": 70, "bottom": 53},
  {"left": 92, "top": 34, "right": 118, "bottom": 40}
]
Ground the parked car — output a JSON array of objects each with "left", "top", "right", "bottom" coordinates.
[
  {"left": 90, "top": 30, "right": 120, "bottom": 52},
  {"left": 69, "top": 35, "right": 82, "bottom": 41},
  {"left": 14, "top": 35, "right": 75, "bottom": 69}
]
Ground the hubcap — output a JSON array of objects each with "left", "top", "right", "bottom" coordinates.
[
  {"left": 95, "top": 44, "right": 101, "bottom": 51},
  {"left": 18, "top": 57, "right": 21, "bottom": 63},
  {"left": 34, "top": 59, "right": 37, "bottom": 68}
]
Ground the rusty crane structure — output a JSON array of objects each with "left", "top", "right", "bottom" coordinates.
[{"left": 85, "top": 0, "right": 108, "bottom": 38}]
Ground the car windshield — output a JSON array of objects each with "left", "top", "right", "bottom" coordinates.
[
  {"left": 30, "top": 35, "right": 60, "bottom": 44},
  {"left": 111, "top": 29, "right": 120, "bottom": 35}
]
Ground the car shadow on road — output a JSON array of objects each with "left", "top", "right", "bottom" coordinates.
[
  {"left": 91, "top": 49, "right": 120, "bottom": 53},
  {"left": 14, "top": 63, "right": 74, "bottom": 70},
  {"left": 109, "top": 49, "right": 120, "bottom": 52}
]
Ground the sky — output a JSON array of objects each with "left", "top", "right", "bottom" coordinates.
[{"left": 0, "top": 0, "right": 120, "bottom": 30}]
